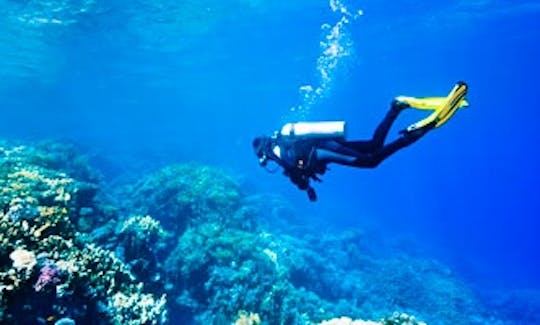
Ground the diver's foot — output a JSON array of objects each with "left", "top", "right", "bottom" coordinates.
[
  {"left": 391, "top": 98, "right": 411, "bottom": 111},
  {"left": 401, "top": 81, "right": 469, "bottom": 133},
  {"left": 432, "top": 81, "right": 468, "bottom": 128},
  {"left": 395, "top": 85, "right": 469, "bottom": 112},
  {"left": 399, "top": 119, "right": 436, "bottom": 135}
]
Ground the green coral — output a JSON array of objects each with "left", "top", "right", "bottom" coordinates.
[
  {"left": 164, "top": 221, "right": 364, "bottom": 324},
  {"left": 119, "top": 163, "right": 242, "bottom": 232}
]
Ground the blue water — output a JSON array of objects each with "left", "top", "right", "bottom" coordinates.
[{"left": 1, "top": 0, "right": 539, "bottom": 315}]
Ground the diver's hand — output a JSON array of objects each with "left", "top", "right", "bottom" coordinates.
[
  {"left": 286, "top": 168, "right": 310, "bottom": 189},
  {"left": 307, "top": 186, "right": 317, "bottom": 202}
]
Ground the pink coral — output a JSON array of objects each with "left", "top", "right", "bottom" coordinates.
[{"left": 34, "top": 262, "right": 61, "bottom": 292}]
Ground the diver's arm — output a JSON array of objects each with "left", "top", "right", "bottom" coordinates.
[
  {"left": 307, "top": 186, "right": 317, "bottom": 202},
  {"left": 289, "top": 173, "right": 317, "bottom": 202},
  {"left": 284, "top": 167, "right": 309, "bottom": 190},
  {"left": 265, "top": 135, "right": 323, "bottom": 201}
]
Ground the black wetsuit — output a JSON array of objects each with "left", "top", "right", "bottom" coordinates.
[
  {"left": 267, "top": 100, "right": 433, "bottom": 200},
  {"left": 314, "top": 100, "right": 432, "bottom": 168}
]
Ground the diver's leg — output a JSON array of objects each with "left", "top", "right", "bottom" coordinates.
[
  {"left": 315, "top": 148, "right": 357, "bottom": 165},
  {"left": 340, "top": 100, "right": 406, "bottom": 153},
  {"left": 350, "top": 124, "right": 433, "bottom": 168},
  {"left": 371, "top": 100, "right": 407, "bottom": 147}
]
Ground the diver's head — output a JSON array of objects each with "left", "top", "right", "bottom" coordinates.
[
  {"left": 252, "top": 136, "right": 272, "bottom": 166},
  {"left": 252, "top": 136, "right": 265, "bottom": 157}
]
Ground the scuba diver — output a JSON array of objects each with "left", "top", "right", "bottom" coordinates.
[{"left": 252, "top": 81, "right": 469, "bottom": 202}]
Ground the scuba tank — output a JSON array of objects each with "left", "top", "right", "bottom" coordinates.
[{"left": 280, "top": 121, "right": 346, "bottom": 140}]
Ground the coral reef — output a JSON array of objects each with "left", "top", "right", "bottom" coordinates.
[
  {"left": 318, "top": 312, "right": 427, "bottom": 325},
  {"left": 1, "top": 140, "right": 503, "bottom": 324},
  {"left": 481, "top": 288, "right": 540, "bottom": 324},
  {"left": 0, "top": 141, "right": 166, "bottom": 324},
  {"left": 319, "top": 317, "right": 379, "bottom": 325},
  {"left": 120, "top": 161, "right": 494, "bottom": 324},
  {"left": 234, "top": 310, "right": 261, "bottom": 325},
  {"left": 114, "top": 215, "right": 171, "bottom": 291},
  {"left": 117, "top": 164, "right": 242, "bottom": 233},
  {"left": 382, "top": 312, "right": 427, "bottom": 325}
]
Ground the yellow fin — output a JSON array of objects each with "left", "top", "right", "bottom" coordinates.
[
  {"left": 405, "top": 82, "right": 469, "bottom": 132},
  {"left": 395, "top": 96, "right": 469, "bottom": 110}
]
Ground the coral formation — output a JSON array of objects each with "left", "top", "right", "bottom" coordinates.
[
  {"left": 117, "top": 164, "right": 242, "bottom": 233},
  {"left": 234, "top": 310, "right": 261, "bottom": 325},
  {"left": 0, "top": 141, "right": 166, "bottom": 324},
  {"left": 1, "top": 140, "right": 503, "bottom": 324},
  {"left": 111, "top": 214, "right": 171, "bottom": 292},
  {"left": 318, "top": 312, "right": 427, "bottom": 325},
  {"left": 382, "top": 312, "right": 427, "bottom": 325}
]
